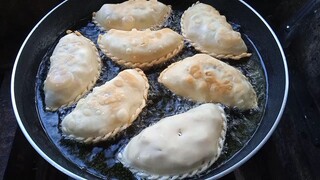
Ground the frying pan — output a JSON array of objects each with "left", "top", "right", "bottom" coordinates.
[{"left": 11, "top": 0, "right": 288, "bottom": 179}]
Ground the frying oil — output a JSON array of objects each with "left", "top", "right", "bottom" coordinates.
[{"left": 36, "top": 10, "right": 266, "bottom": 179}]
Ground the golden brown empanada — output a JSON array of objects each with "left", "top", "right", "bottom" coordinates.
[
  {"left": 44, "top": 31, "right": 101, "bottom": 111},
  {"left": 118, "top": 103, "right": 227, "bottom": 179},
  {"left": 158, "top": 54, "right": 258, "bottom": 110},
  {"left": 93, "top": 0, "right": 171, "bottom": 31},
  {"left": 98, "top": 28, "right": 183, "bottom": 69},
  {"left": 61, "top": 69, "right": 149, "bottom": 143},
  {"left": 181, "top": 2, "right": 251, "bottom": 60}
]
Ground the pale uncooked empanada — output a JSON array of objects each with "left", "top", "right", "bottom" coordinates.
[
  {"left": 158, "top": 54, "right": 258, "bottom": 110},
  {"left": 181, "top": 2, "right": 251, "bottom": 60},
  {"left": 44, "top": 31, "right": 101, "bottom": 111},
  {"left": 98, "top": 28, "right": 183, "bottom": 69},
  {"left": 93, "top": 0, "right": 171, "bottom": 31},
  {"left": 61, "top": 69, "right": 149, "bottom": 143},
  {"left": 118, "top": 103, "right": 227, "bottom": 179}
]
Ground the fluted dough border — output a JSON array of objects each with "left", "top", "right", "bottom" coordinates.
[
  {"left": 46, "top": 30, "right": 102, "bottom": 111},
  {"left": 92, "top": 5, "right": 172, "bottom": 32},
  {"left": 97, "top": 34, "right": 184, "bottom": 69},
  {"left": 118, "top": 105, "right": 227, "bottom": 179},
  {"left": 180, "top": 2, "right": 252, "bottom": 60},
  {"left": 61, "top": 68, "right": 149, "bottom": 144}
]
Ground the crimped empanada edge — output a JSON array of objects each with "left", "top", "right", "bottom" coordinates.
[
  {"left": 45, "top": 30, "right": 102, "bottom": 111},
  {"left": 117, "top": 104, "right": 227, "bottom": 179},
  {"left": 61, "top": 68, "right": 149, "bottom": 144},
  {"left": 180, "top": 2, "right": 252, "bottom": 60},
  {"left": 158, "top": 54, "right": 258, "bottom": 110},
  {"left": 92, "top": 12, "right": 107, "bottom": 32},
  {"left": 97, "top": 31, "right": 184, "bottom": 69},
  {"left": 92, "top": 4, "right": 172, "bottom": 31}
]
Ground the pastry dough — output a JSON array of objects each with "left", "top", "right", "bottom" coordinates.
[
  {"left": 60, "top": 69, "right": 149, "bottom": 143},
  {"left": 44, "top": 31, "right": 101, "bottom": 111},
  {"left": 93, "top": 0, "right": 171, "bottom": 31},
  {"left": 98, "top": 28, "right": 183, "bottom": 69},
  {"left": 158, "top": 54, "right": 258, "bottom": 110},
  {"left": 118, "top": 103, "right": 227, "bottom": 179},
  {"left": 181, "top": 2, "right": 251, "bottom": 60}
]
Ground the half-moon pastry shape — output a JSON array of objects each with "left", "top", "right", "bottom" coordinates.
[
  {"left": 98, "top": 28, "right": 184, "bottom": 69},
  {"left": 44, "top": 31, "right": 101, "bottom": 111},
  {"left": 158, "top": 54, "right": 258, "bottom": 110},
  {"left": 93, "top": 0, "right": 171, "bottom": 31},
  {"left": 118, "top": 103, "right": 227, "bottom": 179},
  {"left": 181, "top": 2, "right": 251, "bottom": 60},
  {"left": 60, "top": 69, "right": 149, "bottom": 143}
]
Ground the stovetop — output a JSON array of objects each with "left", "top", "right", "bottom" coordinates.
[{"left": 1, "top": 0, "right": 320, "bottom": 179}]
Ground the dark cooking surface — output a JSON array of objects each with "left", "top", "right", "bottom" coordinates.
[{"left": 1, "top": 0, "right": 320, "bottom": 179}]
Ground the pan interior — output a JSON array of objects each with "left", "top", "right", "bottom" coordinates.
[{"left": 35, "top": 9, "right": 267, "bottom": 179}]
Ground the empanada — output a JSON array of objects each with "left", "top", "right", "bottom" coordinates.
[
  {"left": 181, "top": 2, "right": 251, "bottom": 60},
  {"left": 61, "top": 69, "right": 149, "bottom": 143},
  {"left": 158, "top": 54, "right": 258, "bottom": 110},
  {"left": 44, "top": 31, "right": 101, "bottom": 111},
  {"left": 98, "top": 28, "right": 183, "bottom": 69},
  {"left": 93, "top": 0, "right": 171, "bottom": 31},
  {"left": 118, "top": 103, "right": 227, "bottom": 179}
]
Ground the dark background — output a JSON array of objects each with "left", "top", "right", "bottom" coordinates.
[{"left": 1, "top": 0, "right": 320, "bottom": 179}]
